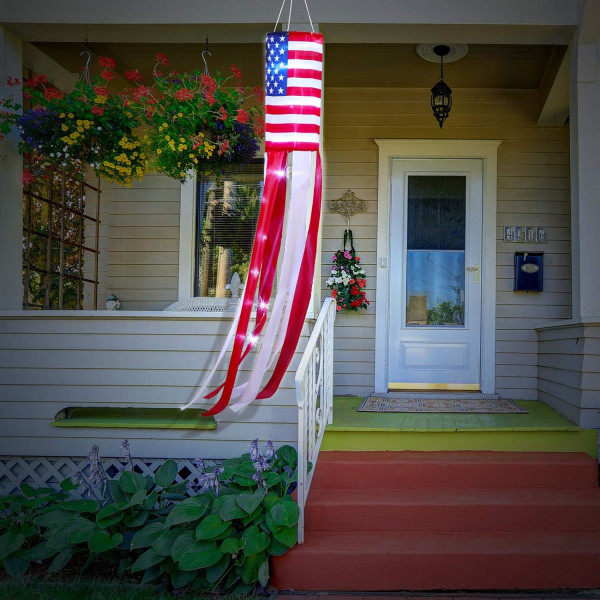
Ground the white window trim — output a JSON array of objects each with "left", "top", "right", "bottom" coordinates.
[{"left": 373, "top": 139, "right": 500, "bottom": 395}]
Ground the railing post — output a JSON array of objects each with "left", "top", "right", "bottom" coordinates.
[{"left": 295, "top": 298, "right": 336, "bottom": 545}]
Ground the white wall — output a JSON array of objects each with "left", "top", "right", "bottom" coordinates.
[{"left": 0, "top": 313, "right": 308, "bottom": 459}]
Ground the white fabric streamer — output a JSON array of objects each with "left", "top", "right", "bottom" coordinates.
[{"left": 230, "top": 151, "right": 313, "bottom": 412}]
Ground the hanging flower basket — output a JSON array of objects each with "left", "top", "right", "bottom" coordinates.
[
  {"left": 0, "top": 58, "right": 149, "bottom": 186},
  {"left": 326, "top": 249, "right": 370, "bottom": 311},
  {"left": 122, "top": 55, "right": 264, "bottom": 182}
]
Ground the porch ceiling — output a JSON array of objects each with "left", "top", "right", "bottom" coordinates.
[{"left": 32, "top": 41, "right": 560, "bottom": 90}]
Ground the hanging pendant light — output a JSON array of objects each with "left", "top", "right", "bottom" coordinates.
[{"left": 430, "top": 45, "right": 452, "bottom": 128}]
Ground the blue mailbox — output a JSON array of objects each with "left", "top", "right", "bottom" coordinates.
[{"left": 514, "top": 251, "right": 543, "bottom": 292}]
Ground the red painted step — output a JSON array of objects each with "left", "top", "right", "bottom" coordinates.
[
  {"left": 271, "top": 531, "right": 600, "bottom": 591},
  {"left": 304, "top": 487, "right": 600, "bottom": 532},
  {"left": 272, "top": 451, "right": 600, "bottom": 591},
  {"left": 310, "top": 451, "right": 599, "bottom": 489}
]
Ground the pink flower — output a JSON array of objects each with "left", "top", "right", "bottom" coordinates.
[
  {"left": 175, "top": 88, "right": 194, "bottom": 101},
  {"left": 43, "top": 87, "right": 64, "bottom": 100},
  {"left": 22, "top": 169, "right": 35, "bottom": 185},
  {"left": 200, "top": 74, "right": 217, "bottom": 93},
  {"left": 253, "top": 115, "right": 265, "bottom": 137},
  {"left": 236, "top": 108, "right": 250, "bottom": 124},
  {"left": 155, "top": 52, "right": 168, "bottom": 66},
  {"left": 93, "top": 85, "right": 110, "bottom": 97},
  {"left": 99, "top": 56, "right": 116, "bottom": 69},
  {"left": 216, "top": 106, "right": 228, "bottom": 121},
  {"left": 253, "top": 86, "right": 264, "bottom": 102},
  {"left": 99, "top": 69, "right": 114, "bottom": 81},
  {"left": 343, "top": 250, "right": 352, "bottom": 259},
  {"left": 230, "top": 64, "right": 242, "bottom": 80},
  {"left": 125, "top": 69, "right": 142, "bottom": 82}
]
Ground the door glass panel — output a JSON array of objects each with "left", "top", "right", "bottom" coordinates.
[{"left": 406, "top": 175, "right": 466, "bottom": 327}]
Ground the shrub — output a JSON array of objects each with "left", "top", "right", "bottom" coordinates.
[{"left": 0, "top": 440, "right": 299, "bottom": 593}]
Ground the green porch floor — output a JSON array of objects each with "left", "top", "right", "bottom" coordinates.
[{"left": 322, "top": 397, "right": 598, "bottom": 458}]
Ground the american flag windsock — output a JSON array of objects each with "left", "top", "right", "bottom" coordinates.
[
  {"left": 265, "top": 31, "right": 323, "bottom": 151},
  {"left": 186, "top": 31, "right": 324, "bottom": 417}
]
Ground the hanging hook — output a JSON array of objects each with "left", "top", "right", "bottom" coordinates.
[
  {"left": 80, "top": 35, "right": 91, "bottom": 85},
  {"left": 202, "top": 36, "right": 211, "bottom": 76}
]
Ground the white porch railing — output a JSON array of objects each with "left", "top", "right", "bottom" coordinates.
[{"left": 295, "top": 297, "right": 336, "bottom": 543}]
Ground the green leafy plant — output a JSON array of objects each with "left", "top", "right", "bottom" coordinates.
[{"left": 0, "top": 440, "right": 299, "bottom": 594}]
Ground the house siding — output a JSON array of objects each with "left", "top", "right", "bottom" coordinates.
[
  {"left": 322, "top": 87, "right": 571, "bottom": 399},
  {"left": 538, "top": 323, "right": 600, "bottom": 452},
  {"left": 103, "top": 174, "right": 181, "bottom": 311},
  {"left": 0, "top": 314, "right": 307, "bottom": 459}
]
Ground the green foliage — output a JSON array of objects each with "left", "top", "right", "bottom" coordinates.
[
  {"left": 427, "top": 300, "right": 465, "bottom": 325},
  {"left": 0, "top": 441, "right": 299, "bottom": 594}
]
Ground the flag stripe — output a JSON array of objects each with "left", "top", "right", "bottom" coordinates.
[
  {"left": 265, "top": 131, "right": 320, "bottom": 144},
  {"left": 287, "top": 31, "right": 324, "bottom": 43},
  {"left": 266, "top": 123, "right": 320, "bottom": 134},
  {"left": 266, "top": 104, "right": 321, "bottom": 116},
  {"left": 287, "top": 77, "right": 322, "bottom": 90},
  {"left": 287, "top": 41, "right": 323, "bottom": 54},
  {"left": 287, "top": 50, "right": 323, "bottom": 62},
  {"left": 266, "top": 95, "right": 321, "bottom": 108},
  {"left": 288, "top": 68, "right": 322, "bottom": 80},
  {"left": 265, "top": 141, "right": 320, "bottom": 151},
  {"left": 285, "top": 86, "right": 321, "bottom": 98},
  {"left": 287, "top": 59, "right": 323, "bottom": 72},
  {"left": 266, "top": 113, "right": 321, "bottom": 125}
]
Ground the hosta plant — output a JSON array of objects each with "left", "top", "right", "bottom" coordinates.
[{"left": 0, "top": 439, "right": 299, "bottom": 593}]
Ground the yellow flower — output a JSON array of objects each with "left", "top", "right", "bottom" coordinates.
[
  {"left": 179, "top": 137, "right": 185, "bottom": 143},
  {"left": 162, "top": 123, "right": 168, "bottom": 128},
  {"left": 156, "top": 149, "right": 162, "bottom": 154},
  {"left": 68, "top": 113, "right": 74, "bottom": 118},
  {"left": 177, "top": 112, "right": 183, "bottom": 118},
  {"left": 94, "top": 95, "right": 108, "bottom": 104},
  {"left": 59, "top": 113, "right": 65, "bottom": 119},
  {"left": 61, "top": 124, "right": 68, "bottom": 132},
  {"left": 165, "top": 135, "right": 171, "bottom": 141}
]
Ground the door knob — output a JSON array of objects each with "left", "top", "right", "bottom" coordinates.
[{"left": 466, "top": 264, "right": 480, "bottom": 284}]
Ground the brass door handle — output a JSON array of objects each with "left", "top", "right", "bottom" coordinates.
[{"left": 466, "top": 264, "right": 479, "bottom": 284}]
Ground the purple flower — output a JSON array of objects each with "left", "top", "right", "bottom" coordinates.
[
  {"left": 247, "top": 438, "right": 262, "bottom": 461},
  {"left": 197, "top": 466, "right": 224, "bottom": 496},
  {"left": 263, "top": 440, "right": 277, "bottom": 461},
  {"left": 252, "top": 471, "right": 267, "bottom": 489},
  {"left": 253, "top": 455, "right": 270, "bottom": 473}
]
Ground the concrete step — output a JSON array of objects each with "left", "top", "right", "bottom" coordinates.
[
  {"left": 305, "top": 487, "right": 600, "bottom": 532},
  {"left": 311, "top": 451, "right": 599, "bottom": 490},
  {"left": 271, "top": 531, "right": 600, "bottom": 591}
]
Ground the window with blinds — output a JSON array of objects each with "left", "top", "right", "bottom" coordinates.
[{"left": 194, "top": 161, "right": 264, "bottom": 300}]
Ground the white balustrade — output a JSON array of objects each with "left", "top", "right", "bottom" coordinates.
[{"left": 295, "top": 297, "right": 336, "bottom": 543}]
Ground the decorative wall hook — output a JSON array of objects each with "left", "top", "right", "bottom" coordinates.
[{"left": 329, "top": 189, "right": 367, "bottom": 231}]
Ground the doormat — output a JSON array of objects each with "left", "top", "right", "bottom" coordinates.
[{"left": 358, "top": 396, "right": 528, "bottom": 414}]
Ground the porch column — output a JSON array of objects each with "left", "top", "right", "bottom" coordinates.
[
  {"left": 570, "top": 0, "right": 600, "bottom": 321},
  {"left": 0, "top": 27, "right": 23, "bottom": 310}
]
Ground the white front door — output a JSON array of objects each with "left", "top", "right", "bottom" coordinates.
[{"left": 388, "top": 159, "right": 483, "bottom": 390}]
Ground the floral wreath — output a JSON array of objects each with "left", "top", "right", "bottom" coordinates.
[{"left": 326, "top": 248, "right": 369, "bottom": 312}]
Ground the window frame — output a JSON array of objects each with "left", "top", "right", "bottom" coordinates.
[{"left": 177, "top": 157, "right": 320, "bottom": 318}]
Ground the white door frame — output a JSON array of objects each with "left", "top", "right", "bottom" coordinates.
[{"left": 374, "top": 139, "right": 501, "bottom": 394}]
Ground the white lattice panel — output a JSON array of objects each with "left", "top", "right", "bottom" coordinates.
[{"left": 0, "top": 456, "right": 221, "bottom": 497}]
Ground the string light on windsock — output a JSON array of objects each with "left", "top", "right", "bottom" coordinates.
[{"left": 181, "top": 4, "right": 323, "bottom": 416}]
